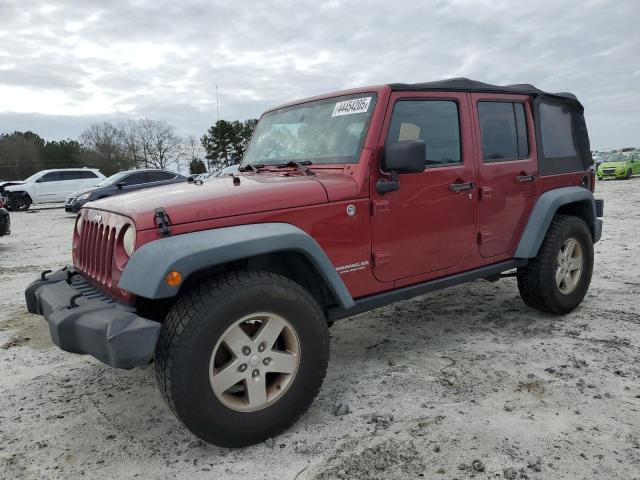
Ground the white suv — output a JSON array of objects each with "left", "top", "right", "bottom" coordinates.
[{"left": 0, "top": 168, "right": 105, "bottom": 211}]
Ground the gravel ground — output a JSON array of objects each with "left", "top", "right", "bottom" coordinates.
[{"left": 1, "top": 179, "right": 639, "bottom": 480}]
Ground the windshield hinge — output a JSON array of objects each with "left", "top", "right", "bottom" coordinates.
[{"left": 154, "top": 207, "right": 172, "bottom": 237}]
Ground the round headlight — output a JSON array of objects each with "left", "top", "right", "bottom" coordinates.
[
  {"left": 76, "top": 215, "right": 83, "bottom": 235},
  {"left": 122, "top": 226, "right": 136, "bottom": 257}
]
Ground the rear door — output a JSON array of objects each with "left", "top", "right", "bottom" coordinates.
[
  {"left": 77, "top": 170, "right": 101, "bottom": 189},
  {"left": 370, "top": 91, "right": 478, "bottom": 282},
  {"left": 471, "top": 94, "right": 537, "bottom": 258},
  {"left": 57, "top": 171, "right": 92, "bottom": 199}
]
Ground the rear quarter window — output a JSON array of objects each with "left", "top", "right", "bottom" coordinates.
[{"left": 540, "top": 103, "right": 577, "bottom": 158}]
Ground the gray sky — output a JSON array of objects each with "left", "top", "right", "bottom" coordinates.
[{"left": 0, "top": 0, "right": 638, "bottom": 149}]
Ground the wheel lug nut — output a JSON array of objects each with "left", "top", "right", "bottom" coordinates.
[
  {"left": 252, "top": 369, "right": 259, "bottom": 377},
  {"left": 263, "top": 357, "right": 271, "bottom": 366},
  {"left": 238, "top": 364, "right": 247, "bottom": 372},
  {"left": 258, "top": 342, "right": 265, "bottom": 352},
  {"left": 242, "top": 346, "right": 251, "bottom": 356}
]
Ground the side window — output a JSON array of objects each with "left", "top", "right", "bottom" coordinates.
[
  {"left": 123, "top": 172, "right": 148, "bottom": 185},
  {"left": 59, "top": 171, "right": 83, "bottom": 181},
  {"left": 478, "top": 101, "right": 529, "bottom": 162},
  {"left": 540, "top": 102, "right": 576, "bottom": 158},
  {"left": 77, "top": 171, "right": 98, "bottom": 179},
  {"left": 39, "top": 172, "right": 61, "bottom": 182},
  {"left": 146, "top": 171, "right": 174, "bottom": 182},
  {"left": 385, "top": 100, "right": 461, "bottom": 167}
]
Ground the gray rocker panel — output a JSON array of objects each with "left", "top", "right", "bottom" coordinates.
[
  {"left": 514, "top": 186, "right": 598, "bottom": 259},
  {"left": 118, "top": 222, "right": 355, "bottom": 309}
]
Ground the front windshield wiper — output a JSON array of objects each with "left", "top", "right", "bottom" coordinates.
[
  {"left": 238, "top": 163, "right": 266, "bottom": 173},
  {"left": 275, "top": 160, "right": 315, "bottom": 176}
]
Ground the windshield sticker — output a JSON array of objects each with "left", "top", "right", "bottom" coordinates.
[{"left": 332, "top": 97, "right": 372, "bottom": 117}]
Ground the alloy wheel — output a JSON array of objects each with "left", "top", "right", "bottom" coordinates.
[
  {"left": 555, "top": 238, "right": 583, "bottom": 295},
  {"left": 209, "top": 312, "right": 300, "bottom": 412}
]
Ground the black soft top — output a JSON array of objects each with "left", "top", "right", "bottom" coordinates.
[
  {"left": 390, "top": 77, "right": 591, "bottom": 174},
  {"left": 390, "top": 77, "right": 581, "bottom": 110}
]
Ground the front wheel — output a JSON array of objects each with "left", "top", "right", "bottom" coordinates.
[
  {"left": 155, "top": 270, "right": 330, "bottom": 447},
  {"left": 517, "top": 215, "right": 594, "bottom": 315},
  {"left": 8, "top": 194, "right": 31, "bottom": 211},
  {"left": 626, "top": 169, "right": 632, "bottom": 179}
]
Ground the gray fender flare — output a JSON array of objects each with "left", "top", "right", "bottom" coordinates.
[
  {"left": 514, "top": 186, "right": 600, "bottom": 259},
  {"left": 118, "top": 222, "right": 355, "bottom": 309}
]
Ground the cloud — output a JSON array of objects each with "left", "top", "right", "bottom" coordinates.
[{"left": 0, "top": 0, "right": 638, "bottom": 148}]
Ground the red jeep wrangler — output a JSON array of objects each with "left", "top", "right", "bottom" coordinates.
[{"left": 26, "top": 78, "right": 603, "bottom": 447}]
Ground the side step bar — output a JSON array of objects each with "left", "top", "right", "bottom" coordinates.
[{"left": 328, "top": 259, "right": 526, "bottom": 321}]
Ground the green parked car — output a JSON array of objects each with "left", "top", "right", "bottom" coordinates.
[{"left": 597, "top": 153, "right": 640, "bottom": 180}]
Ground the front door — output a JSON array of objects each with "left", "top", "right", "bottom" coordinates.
[
  {"left": 33, "top": 171, "right": 63, "bottom": 202},
  {"left": 471, "top": 94, "right": 537, "bottom": 258},
  {"left": 370, "top": 92, "right": 478, "bottom": 283}
]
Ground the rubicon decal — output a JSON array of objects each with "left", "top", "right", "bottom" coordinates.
[{"left": 336, "top": 260, "right": 370, "bottom": 274}]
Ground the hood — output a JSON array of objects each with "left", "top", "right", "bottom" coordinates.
[
  {"left": 69, "top": 186, "right": 101, "bottom": 198},
  {"left": 599, "top": 161, "right": 627, "bottom": 169},
  {"left": 85, "top": 172, "right": 356, "bottom": 230},
  {"left": 0, "top": 181, "right": 25, "bottom": 191}
]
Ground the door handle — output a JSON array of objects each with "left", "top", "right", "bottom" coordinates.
[
  {"left": 449, "top": 181, "right": 476, "bottom": 192},
  {"left": 515, "top": 173, "right": 536, "bottom": 184}
]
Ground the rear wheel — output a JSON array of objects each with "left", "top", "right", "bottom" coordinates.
[
  {"left": 517, "top": 215, "right": 593, "bottom": 315},
  {"left": 155, "top": 270, "right": 329, "bottom": 447}
]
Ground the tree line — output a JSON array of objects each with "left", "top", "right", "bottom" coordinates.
[{"left": 0, "top": 117, "right": 258, "bottom": 181}]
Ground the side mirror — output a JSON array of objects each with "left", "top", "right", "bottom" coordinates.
[
  {"left": 377, "top": 140, "right": 426, "bottom": 194},
  {"left": 116, "top": 181, "right": 126, "bottom": 189},
  {"left": 35, "top": 178, "right": 43, "bottom": 183}
]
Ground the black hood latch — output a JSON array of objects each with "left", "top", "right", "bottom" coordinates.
[{"left": 154, "top": 208, "right": 172, "bottom": 237}]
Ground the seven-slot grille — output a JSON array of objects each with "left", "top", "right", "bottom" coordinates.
[{"left": 73, "top": 210, "right": 129, "bottom": 288}]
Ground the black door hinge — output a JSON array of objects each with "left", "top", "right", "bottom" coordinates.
[{"left": 154, "top": 207, "right": 172, "bottom": 236}]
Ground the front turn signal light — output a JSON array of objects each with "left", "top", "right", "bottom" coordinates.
[{"left": 165, "top": 271, "right": 182, "bottom": 287}]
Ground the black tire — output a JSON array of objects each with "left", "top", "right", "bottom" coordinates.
[
  {"left": 8, "top": 194, "right": 31, "bottom": 211},
  {"left": 517, "top": 215, "right": 594, "bottom": 315},
  {"left": 626, "top": 169, "right": 632, "bottom": 179},
  {"left": 155, "top": 270, "right": 330, "bottom": 447}
]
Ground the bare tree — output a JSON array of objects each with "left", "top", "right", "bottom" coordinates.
[
  {"left": 80, "top": 122, "right": 126, "bottom": 172},
  {"left": 117, "top": 120, "right": 143, "bottom": 170},
  {"left": 139, "top": 119, "right": 181, "bottom": 169}
]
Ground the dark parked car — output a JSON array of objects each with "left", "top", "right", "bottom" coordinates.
[
  {"left": 0, "top": 196, "right": 10, "bottom": 236},
  {"left": 65, "top": 169, "right": 186, "bottom": 213}
]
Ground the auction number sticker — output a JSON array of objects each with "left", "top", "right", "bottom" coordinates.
[{"left": 332, "top": 97, "right": 372, "bottom": 117}]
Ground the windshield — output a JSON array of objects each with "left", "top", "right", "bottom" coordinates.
[
  {"left": 97, "top": 171, "right": 129, "bottom": 187},
  {"left": 23, "top": 172, "right": 42, "bottom": 182},
  {"left": 242, "top": 93, "right": 377, "bottom": 166},
  {"left": 607, "top": 154, "right": 627, "bottom": 163}
]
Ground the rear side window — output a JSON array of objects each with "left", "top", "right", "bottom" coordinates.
[
  {"left": 59, "top": 171, "right": 84, "bottom": 180},
  {"left": 478, "top": 102, "right": 529, "bottom": 162},
  {"left": 540, "top": 103, "right": 577, "bottom": 158},
  {"left": 124, "top": 172, "right": 148, "bottom": 185},
  {"left": 147, "top": 171, "right": 174, "bottom": 182},
  {"left": 77, "top": 170, "right": 98, "bottom": 179},
  {"left": 385, "top": 100, "right": 461, "bottom": 167}
]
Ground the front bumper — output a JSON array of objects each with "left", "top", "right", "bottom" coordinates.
[
  {"left": 25, "top": 267, "right": 161, "bottom": 369},
  {"left": 0, "top": 208, "right": 10, "bottom": 236},
  {"left": 65, "top": 198, "right": 85, "bottom": 213}
]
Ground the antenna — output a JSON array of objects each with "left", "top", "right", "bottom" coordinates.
[{"left": 216, "top": 85, "right": 220, "bottom": 122}]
